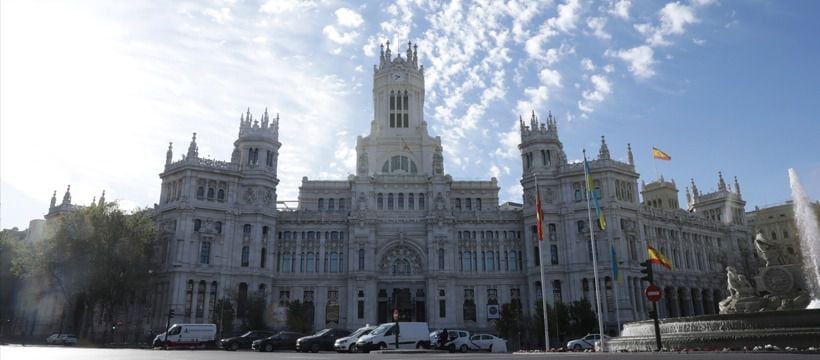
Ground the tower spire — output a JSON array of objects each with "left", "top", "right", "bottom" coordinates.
[
  {"left": 627, "top": 143, "right": 634, "bottom": 165},
  {"left": 62, "top": 185, "right": 72, "bottom": 205},
  {"left": 598, "top": 136, "right": 610, "bottom": 160},
  {"left": 166, "top": 142, "right": 173, "bottom": 164},
  {"left": 187, "top": 132, "right": 198, "bottom": 159},
  {"left": 734, "top": 176, "right": 741, "bottom": 195},
  {"left": 718, "top": 171, "right": 727, "bottom": 191},
  {"left": 98, "top": 190, "right": 106, "bottom": 207},
  {"left": 691, "top": 178, "right": 699, "bottom": 197},
  {"left": 50, "top": 190, "right": 57, "bottom": 209}
]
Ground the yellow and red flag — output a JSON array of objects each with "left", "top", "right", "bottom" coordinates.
[
  {"left": 652, "top": 147, "right": 671, "bottom": 161},
  {"left": 647, "top": 246, "right": 673, "bottom": 270}
]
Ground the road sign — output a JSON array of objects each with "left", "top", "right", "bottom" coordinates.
[
  {"left": 392, "top": 308, "right": 399, "bottom": 321},
  {"left": 645, "top": 284, "right": 662, "bottom": 302}
]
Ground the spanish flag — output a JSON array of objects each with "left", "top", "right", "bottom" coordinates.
[
  {"left": 652, "top": 147, "right": 671, "bottom": 161},
  {"left": 647, "top": 246, "right": 673, "bottom": 270},
  {"left": 535, "top": 186, "right": 544, "bottom": 241}
]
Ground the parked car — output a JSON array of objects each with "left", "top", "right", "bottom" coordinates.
[
  {"left": 443, "top": 329, "right": 478, "bottom": 352},
  {"left": 153, "top": 323, "right": 217, "bottom": 348},
  {"left": 296, "top": 328, "right": 351, "bottom": 353},
  {"left": 469, "top": 333, "right": 507, "bottom": 352},
  {"left": 334, "top": 325, "right": 376, "bottom": 353},
  {"left": 220, "top": 330, "right": 275, "bottom": 351},
  {"left": 46, "top": 333, "right": 77, "bottom": 345},
  {"left": 566, "top": 333, "right": 609, "bottom": 350},
  {"left": 252, "top": 331, "right": 305, "bottom": 352},
  {"left": 356, "top": 322, "right": 430, "bottom": 352}
]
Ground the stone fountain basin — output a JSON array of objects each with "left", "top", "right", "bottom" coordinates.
[{"left": 608, "top": 309, "right": 820, "bottom": 351}]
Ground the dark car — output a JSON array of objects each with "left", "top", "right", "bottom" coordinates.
[
  {"left": 220, "top": 330, "right": 275, "bottom": 351},
  {"left": 296, "top": 328, "right": 351, "bottom": 353},
  {"left": 252, "top": 331, "right": 305, "bottom": 352}
]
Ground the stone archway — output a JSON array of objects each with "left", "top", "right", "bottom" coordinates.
[{"left": 378, "top": 243, "right": 424, "bottom": 276}]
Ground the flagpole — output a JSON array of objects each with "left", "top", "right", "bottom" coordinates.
[
  {"left": 610, "top": 238, "right": 622, "bottom": 338},
  {"left": 652, "top": 148, "right": 659, "bottom": 180},
  {"left": 535, "top": 174, "right": 550, "bottom": 351},
  {"left": 583, "top": 150, "right": 606, "bottom": 350}
]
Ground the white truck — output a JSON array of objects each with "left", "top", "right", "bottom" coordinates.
[
  {"left": 153, "top": 323, "right": 217, "bottom": 349},
  {"left": 356, "top": 322, "right": 430, "bottom": 352}
]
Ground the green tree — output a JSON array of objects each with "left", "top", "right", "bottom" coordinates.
[
  {"left": 0, "top": 228, "right": 26, "bottom": 335},
  {"left": 244, "top": 294, "right": 268, "bottom": 331},
  {"left": 211, "top": 298, "right": 234, "bottom": 338},
  {"left": 286, "top": 300, "right": 312, "bottom": 334},
  {"left": 11, "top": 203, "right": 156, "bottom": 340},
  {"left": 567, "top": 298, "right": 598, "bottom": 337},
  {"left": 495, "top": 302, "right": 522, "bottom": 340}
]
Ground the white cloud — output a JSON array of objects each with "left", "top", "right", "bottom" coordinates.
[
  {"left": 581, "top": 58, "right": 595, "bottom": 71},
  {"left": 548, "top": 0, "right": 583, "bottom": 33},
  {"left": 692, "top": 38, "right": 706, "bottom": 45},
  {"left": 586, "top": 16, "right": 611, "bottom": 40},
  {"left": 203, "top": 8, "right": 232, "bottom": 24},
  {"left": 323, "top": 25, "right": 358, "bottom": 44},
  {"left": 335, "top": 7, "right": 363, "bottom": 28},
  {"left": 259, "top": 0, "right": 317, "bottom": 14},
  {"left": 613, "top": 45, "right": 656, "bottom": 79},
  {"left": 578, "top": 74, "right": 612, "bottom": 113},
  {"left": 637, "top": 1, "right": 700, "bottom": 46},
  {"left": 516, "top": 85, "right": 550, "bottom": 117},
  {"left": 608, "top": 0, "right": 631, "bottom": 20},
  {"left": 538, "top": 68, "right": 562, "bottom": 88}
]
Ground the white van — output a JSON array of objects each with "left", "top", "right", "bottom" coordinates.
[
  {"left": 356, "top": 322, "right": 430, "bottom": 352},
  {"left": 153, "top": 323, "right": 217, "bottom": 349}
]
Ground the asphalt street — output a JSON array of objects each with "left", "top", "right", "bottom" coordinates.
[{"left": 2, "top": 346, "right": 820, "bottom": 360}]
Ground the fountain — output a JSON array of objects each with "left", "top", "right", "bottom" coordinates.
[
  {"left": 608, "top": 169, "right": 820, "bottom": 351},
  {"left": 789, "top": 168, "right": 820, "bottom": 308}
]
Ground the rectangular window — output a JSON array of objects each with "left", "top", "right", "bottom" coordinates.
[
  {"left": 241, "top": 246, "right": 249, "bottom": 267},
  {"left": 390, "top": 114, "right": 395, "bottom": 128},
  {"left": 200, "top": 242, "right": 211, "bottom": 264},
  {"left": 439, "top": 299, "right": 446, "bottom": 318},
  {"left": 550, "top": 244, "right": 559, "bottom": 265},
  {"left": 357, "top": 300, "right": 364, "bottom": 319}
]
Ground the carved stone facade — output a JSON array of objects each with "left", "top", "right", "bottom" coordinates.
[{"left": 148, "top": 43, "right": 754, "bottom": 334}]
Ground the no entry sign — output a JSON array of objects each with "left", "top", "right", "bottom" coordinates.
[{"left": 645, "top": 284, "right": 662, "bottom": 302}]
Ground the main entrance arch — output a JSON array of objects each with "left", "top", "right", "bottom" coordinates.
[{"left": 376, "top": 242, "right": 427, "bottom": 323}]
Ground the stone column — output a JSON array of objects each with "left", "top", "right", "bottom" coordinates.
[{"left": 692, "top": 289, "right": 703, "bottom": 315}]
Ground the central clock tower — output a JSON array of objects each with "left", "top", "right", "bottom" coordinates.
[{"left": 355, "top": 41, "right": 444, "bottom": 177}]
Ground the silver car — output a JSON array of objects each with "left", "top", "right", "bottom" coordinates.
[{"left": 566, "top": 333, "right": 608, "bottom": 350}]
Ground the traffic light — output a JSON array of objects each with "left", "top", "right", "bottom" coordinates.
[
  {"left": 168, "top": 309, "right": 175, "bottom": 319},
  {"left": 640, "top": 260, "right": 654, "bottom": 284}
]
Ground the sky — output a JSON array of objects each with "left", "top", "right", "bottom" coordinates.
[{"left": 2, "top": 0, "right": 819, "bottom": 230}]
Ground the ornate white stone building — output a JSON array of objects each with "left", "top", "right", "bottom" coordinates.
[{"left": 149, "top": 43, "right": 754, "bottom": 335}]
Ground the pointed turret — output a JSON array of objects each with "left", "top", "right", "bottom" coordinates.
[
  {"left": 598, "top": 136, "right": 610, "bottom": 160},
  {"left": 62, "top": 185, "right": 72, "bottom": 205},
  {"left": 685, "top": 186, "right": 692, "bottom": 206},
  {"left": 691, "top": 178, "right": 700, "bottom": 197},
  {"left": 187, "top": 133, "right": 198, "bottom": 159},
  {"left": 49, "top": 190, "right": 57, "bottom": 209},
  {"left": 718, "top": 171, "right": 727, "bottom": 191},
  {"left": 734, "top": 176, "right": 741, "bottom": 195},
  {"left": 98, "top": 190, "right": 106, "bottom": 207},
  {"left": 166, "top": 142, "right": 173, "bottom": 165},
  {"left": 627, "top": 143, "right": 634, "bottom": 165}
]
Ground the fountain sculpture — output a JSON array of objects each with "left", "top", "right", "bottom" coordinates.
[{"left": 608, "top": 169, "right": 820, "bottom": 351}]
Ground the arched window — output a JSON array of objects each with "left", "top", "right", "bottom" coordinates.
[
  {"left": 243, "top": 224, "right": 252, "bottom": 234},
  {"left": 241, "top": 246, "right": 250, "bottom": 267},
  {"left": 392, "top": 259, "right": 411, "bottom": 275},
  {"left": 418, "top": 193, "right": 425, "bottom": 209},
  {"left": 338, "top": 198, "right": 345, "bottom": 210},
  {"left": 207, "top": 187, "right": 215, "bottom": 199},
  {"left": 328, "top": 198, "right": 335, "bottom": 210},
  {"left": 209, "top": 281, "right": 217, "bottom": 318},
  {"left": 260, "top": 248, "right": 267, "bottom": 268},
  {"left": 408, "top": 193, "right": 415, "bottom": 209},
  {"left": 217, "top": 189, "right": 225, "bottom": 201},
  {"left": 466, "top": 198, "right": 472, "bottom": 210},
  {"left": 215, "top": 221, "right": 222, "bottom": 234},
  {"left": 196, "top": 281, "right": 206, "bottom": 317},
  {"left": 381, "top": 155, "right": 418, "bottom": 173},
  {"left": 486, "top": 251, "right": 495, "bottom": 271},
  {"left": 185, "top": 280, "right": 194, "bottom": 317},
  {"left": 194, "top": 219, "right": 202, "bottom": 232},
  {"left": 398, "top": 193, "right": 404, "bottom": 209},
  {"left": 196, "top": 187, "right": 205, "bottom": 199},
  {"left": 438, "top": 248, "right": 445, "bottom": 270},
  {"left": 577, "top": 220, "right": 586, "bottom": 233},
  {"left": 552, "top": 280, "right": 562, "bottom": 303},
  {"left": 387, "top": 193, "right": 394, "bottom": 209},
  {"left": 377, "top": 193, "right": 384, "bottom": 209},
  {"left": 318, "top": 198, "right": 324, "bottom": 210},
  {"left": 282, "top": 253, "right": 292, "bottom": 273},
  {"left": 358, "top": 249, "right": 365, "bottom": 270}
]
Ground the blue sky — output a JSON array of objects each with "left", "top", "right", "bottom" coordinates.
[{"left": 2, "top": 0, "right": 819, "bottom": 230}]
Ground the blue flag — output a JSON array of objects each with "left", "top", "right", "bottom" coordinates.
[{"left": 611, "top": 244, "right": 621, "bottom": 284}]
